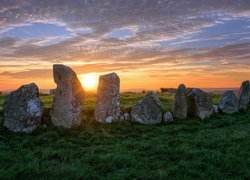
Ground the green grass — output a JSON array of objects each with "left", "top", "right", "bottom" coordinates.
[{"left": 0, "top": 93, "right": 250, "bottom": 179}]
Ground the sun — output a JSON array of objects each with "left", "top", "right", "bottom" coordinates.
[{"left": 79, "top": 73, "right": 98, "bottom": 91}]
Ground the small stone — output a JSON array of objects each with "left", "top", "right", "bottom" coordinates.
[
  {"left": 131, "top": 92, "right": 163, "bottom": 124},
  {"left": 3, "top": 83, "right": 43, "bottom": 133},
  {"left": 218, "top": 91, "right": 239, "bottom": 114},
  {"left": 187, "top": 88, "right": 213, "bottom": 119},
  {"left": 106, "top": 116, "right": 113, "bottom": 123},
  {"left": 213, "top": 105, "right": 219, "bottom": 114},
  {"left": 95, "top": 72, "right": 120, "bottom": 122},
  {"left": 163, "top": 112, "right": 174, "bottom": 123},
  {"left": 124, "top": 113, "right": 130, "bottom": 121}
]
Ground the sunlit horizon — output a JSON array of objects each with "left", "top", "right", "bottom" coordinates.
[{"left": 79, "top": 73, "right": 99, "bottom": 91}]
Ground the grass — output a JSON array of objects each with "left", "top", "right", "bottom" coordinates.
[{"left": 0, "top": 92, "right": 250, "bottom": 179}]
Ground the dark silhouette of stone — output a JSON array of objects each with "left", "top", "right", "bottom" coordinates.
[
  {"left": 3, "top": 83, "right": 43, "bottom": 133},
  {"left": 187, "top": 88, "right": 213, "bottom": 119},
  {"left": 218, "top": 91, "right": 239, "bottom": 114},
  {"left": 238, "top": 80, "right": 250, "bottom": 112},
  {"left": 171, "top": 84, "right": 187, "bottom": 119},
  {"left": 95, "top": 72, "right": 120, "bottom": 123},
  {"left": 50, "top": 64, "right": 85, "bottom": 128},
  {"left": 131, "top": 92, "right": 163, "bottom": 124}
]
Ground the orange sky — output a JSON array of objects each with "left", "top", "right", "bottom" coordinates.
[
  {"left": 0, "top": 1, "right": 250, "bottom": 91},
  {"left": 0, "top": 63, "right": 248, "bottom": 92}
]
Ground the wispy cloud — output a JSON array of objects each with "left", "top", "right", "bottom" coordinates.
[{"left": 0, "top": 0, "right": 250, "bottom": 90}]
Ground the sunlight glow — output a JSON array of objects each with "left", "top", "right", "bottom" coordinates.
[{"left": 79, "top": 73, "right": 98, "bottom": 91}]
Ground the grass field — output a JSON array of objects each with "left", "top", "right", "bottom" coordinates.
[{"left": 0, "top": 93, "right": 250, "bottom": 179}]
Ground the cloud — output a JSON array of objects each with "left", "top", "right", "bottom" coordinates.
[{"left": 0, "top": 0, "right": 250, "bottom": 89}]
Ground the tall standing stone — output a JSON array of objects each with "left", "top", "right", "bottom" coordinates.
[
  {"left": 131, "top": 92, "right": 163, "bottom": 124},
  {"left": 187, "top": 88, "right": 213, "bottom": 119},
  {"left": 50, "top": 64, "right": 85, "bottom": 128},
  {"left": 95, "top": 72, "right": 120, "bottom": 123},
  {"left": 238, "top": 80, "right": 250, "bottom": 112},
  {"left": 3, "top": 83, "right": 43, "bottom": 133},
  {"left": 171, "top": 84, "right": 187, "bottom": 119},
  {"left": 218, "top": 91, "right": 239, "bottom": 114}
]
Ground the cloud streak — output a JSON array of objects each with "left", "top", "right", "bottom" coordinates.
[{"left": 0, "top": 0, "right": 250, "bottom": 90}]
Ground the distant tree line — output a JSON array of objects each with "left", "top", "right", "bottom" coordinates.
[{"left": 160, "top": 88, "right": 178, "bottom": 94}]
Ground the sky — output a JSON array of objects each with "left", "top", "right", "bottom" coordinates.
[{"left": 0, "top": 0, "right": 249, "bottom": 91}]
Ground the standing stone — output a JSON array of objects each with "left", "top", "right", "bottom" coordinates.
[
  {"left": 163, "top": 112, "right": 174, "bottom": 123},
  {"left": 187, "top": 88, "right": 213, "bottom": 119},
  {"left": 50, "top": 64, "right": 85, "bottom": 128},
  {"left": 3, "top": 83, "right": 43, "bottom": 133},
  {"left": 218, "top": 91, "right": 239, "bottom": 114},
  {"left": 171, "top": 84, "right": 187, "bottom": 119},
  {"left": 95, "top": 72, "right": 120, "bottom": 123},
  {"left": 131, "top": 92, "right": 163, "bottom": 124},
  {"left": 238, "top": 80, "right": 250, "bottom": 112}
]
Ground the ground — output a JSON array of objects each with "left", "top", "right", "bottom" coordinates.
[{"left": 0, "top": 93, "right": 249, "bottom": 179}]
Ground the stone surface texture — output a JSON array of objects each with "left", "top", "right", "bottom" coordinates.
[
  {"left": 50, "top": 64, "right": 85, "bottom": 128},
  {"left": 171, "top": 84, "right": 188, "bottom": 119},
  {"left": 95, "top": 72, "right": 120, "bottom": 123},
  {"left": 131, "top": 92, "right": 163, "bottom": 124},
  {"left": 187, "top": 88, "right": 213, "bottom": 119},
  {"left": 218, "top": 91, "right": 239, "bottom": 114},
  {"left": 238, "top": 80, "right": 250, "bottom": 112},
  {"left": 3, "top": 83, "right": 43, "bottom": 133}
]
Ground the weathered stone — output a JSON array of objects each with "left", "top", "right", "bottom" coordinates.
[
  {"left": 163, "top": 112, "right": 174, "bottom": 123},
  {"left": 187, "top": 88, "right": 213, "bottom": 119},
  {"left": 213, "top": 105, "right": 219, "bottom": 114},
  {"left": 95, "top": 72, "right": 120, "bottom": 123},
  {"left": 3, "top": 83, "right": 43, "bottom": 133},
  {"left": 119, "top": 112, "right": 130, "bottom": 122},
  {"left": 238, "top": 80, "right": 250, "bottom": 112},
  {"left": 124, "top": 113, "right": 130, "bottom": 121},
  {"left": 171, "top": 84, "right": 187, "bottom": 119},
  {"left": 131, "top": 92, "right": 163, "bottom": 124},
  {"left": 218, "top": 91, "right": 239, "bottom": 114},
  {"left": 50, "top": 64, "right": 85, "bottom": 128},
  {"left": 105, "top": 116, "right": 113, "bottom": 123}
]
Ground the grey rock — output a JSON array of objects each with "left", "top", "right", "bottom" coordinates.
[
  {"left": 124, "top": 113, "right": 130, "bottom": 121},
  {"left": 119, "top": 112, "right": 131, "bottom": 122},
  {"left": 3, "top": 83, "right": 43, "bottom": 133},
  {"left": 95, "top": 72, "right": 120, "bottom": 122},
  {"left": 50, "top": 64, "right": 85, "bottom": 128},
  {"left": 131, "top": 92, "right": 163, "bottom": 124},
  {"left": 105, "top": 116, "right": 113, "bottom": 123},
  {"left": 119, "top": 114, "right": 125, "bottom": 121},
  {"left": 218, "top": 91, "right": 239, "bottom": 114},
  {"left": 213, "top": 105, "right": 219, "bottom": 114},
  {"left": 171, "top": 84, "right": 187, "bottom": 119},
  {"left": 187, "top": 88, "right": 213, "bottom": 119},
  {"left": 238, "top": 80, "right": 250, "bottom": 112},
  {"left": 163, "top": 112, "right": 174, "bottom": 123}
]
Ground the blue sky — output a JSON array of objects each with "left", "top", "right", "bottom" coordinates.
[{"left": 0, "top": 0, "right": 249, "bottom": 90}]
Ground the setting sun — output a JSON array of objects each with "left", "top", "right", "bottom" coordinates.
[{"left": 79, "top": 73, "right": 98, "bottom": 91}]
